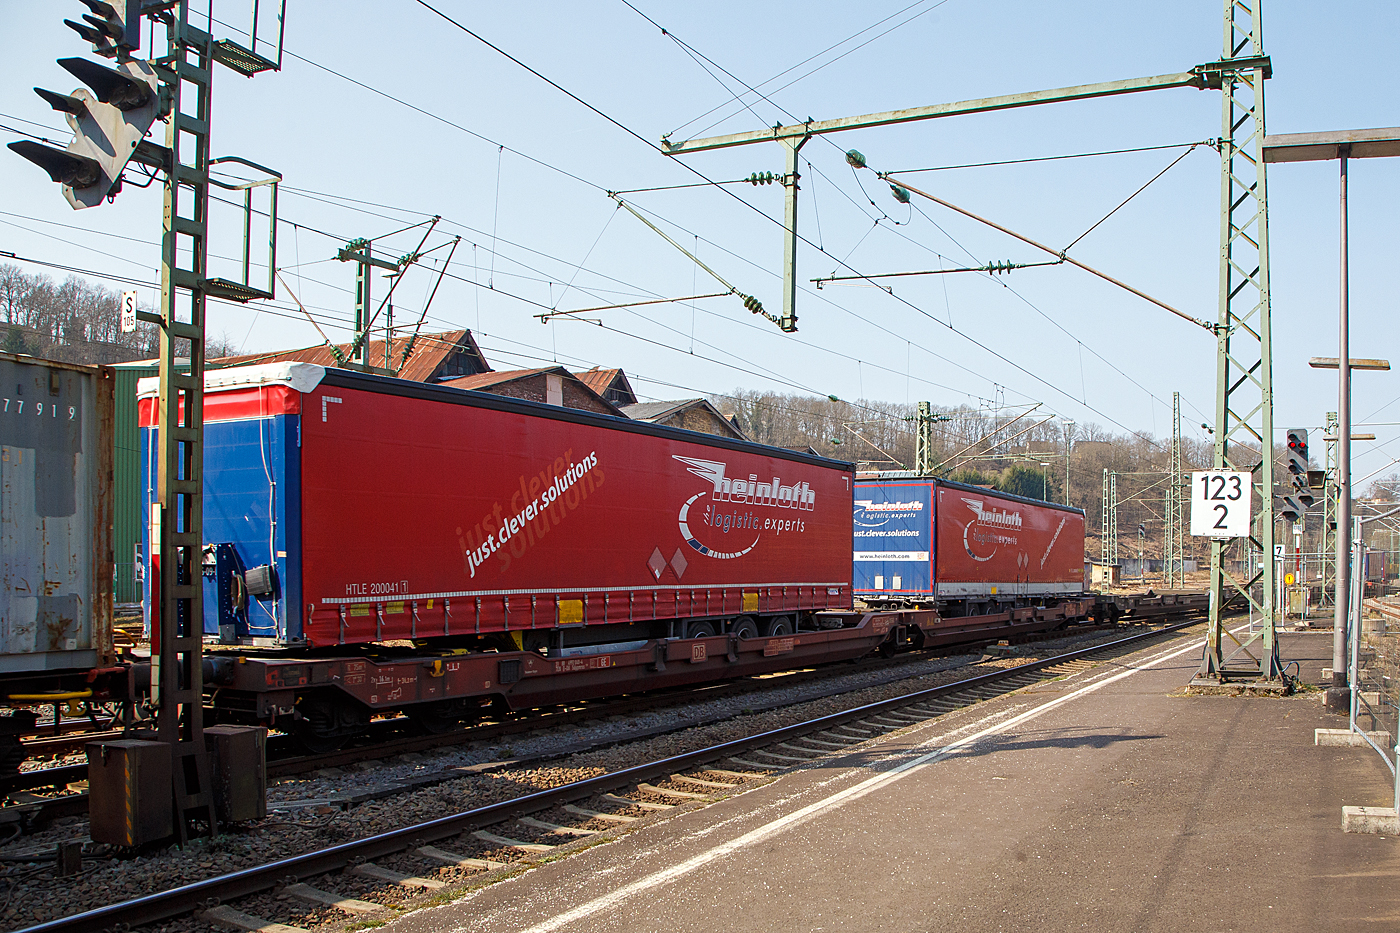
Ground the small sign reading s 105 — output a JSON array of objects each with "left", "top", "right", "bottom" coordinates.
[
  {"left": 1190, "top": 471, "right": 1252, "bottom": 538},
  {"left": 120, "top": 291, "right": 138, "bottom": 334}
]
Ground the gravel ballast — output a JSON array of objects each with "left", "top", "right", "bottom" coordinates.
[{"left": 0, "top": 623, "right": 1196, "bottom": 932}]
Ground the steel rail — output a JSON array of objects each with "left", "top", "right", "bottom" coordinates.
[
  {"left": 3, "top": 619, "right": 1137, "bottom": 813},
  {"left": 15, "top": 619, "right": 1203, "bottom": 933},
  {"left": 2, "top": 647, "right": 953, "bottom": 795},
  {"left": 11, "top": 612, "right": 1160, "bottom": 791}
]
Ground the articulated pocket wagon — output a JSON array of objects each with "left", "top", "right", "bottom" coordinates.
[{"left": 140, "top": 364, "right": 876, "bottom": 748}]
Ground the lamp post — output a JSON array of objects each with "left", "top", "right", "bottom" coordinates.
[{"left": 1263, "top": 126, "right": 1400, "bottom": 708}]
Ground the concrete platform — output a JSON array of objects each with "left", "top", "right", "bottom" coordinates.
[
  {"left": 1345, "top": 806, "right": 1400, "bottom": 835},
  {"left": 383, "top": 630, "right": 1400, "bottom": 933},
  {"left": 1318, "top": 727, "right": 1394, "bottom": 748}
]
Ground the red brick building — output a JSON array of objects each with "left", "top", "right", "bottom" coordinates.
[
  {"left": 214, "top": 329, "right": 491, "bottom": 382},
  {"left": 577, "top": 367, "right": 639, "bottom": 407},
  {"left": 620, "top": 398, "right": 746, "bottom": 440},
  {"left": 443, "top": 366, "right": 622, "bottom": 416}
]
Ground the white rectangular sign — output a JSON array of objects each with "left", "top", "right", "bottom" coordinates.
[
  {"left": 120, "top": 290, "right": 138, "bottom": 334},
  {"left": 853, "top": 551, "right": 930, "bottom": 562},
  {"left": 1190, "top": 471, "right": 1252, "bottom": 538}
]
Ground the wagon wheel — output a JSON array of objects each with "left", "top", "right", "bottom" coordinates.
[
  {"left": 730, "top": 616, "right": 759, "bottom": 640},
  {"left": 293, "top": 694, "right": 368, "bottom": 754},
  {"left": 406, "top": 700, "right": 464, "bottom": 735}
]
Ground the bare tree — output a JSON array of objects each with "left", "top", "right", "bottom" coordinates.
[{"left": 0, "top": 264, "right": 159, "bottom": 363}]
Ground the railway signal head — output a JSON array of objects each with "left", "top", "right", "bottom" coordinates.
[
  {"left": 1285, "top": 428, "right": 1309, "bottom": 476},
  {"left": 1293, "top": 480, "right": 1316, "bottom": 509},
  {"left": 65, "top": 0, "right": 141, "bottom": 59},
  {"left": 1284, "top": 428, "right": 1315, "bottom": 507},
  {"left": 1277, "top": 492, "right": 1303, "bottom": 525},
  {"left": 8, "top": 56, "right": 162, "bottom": 209}
]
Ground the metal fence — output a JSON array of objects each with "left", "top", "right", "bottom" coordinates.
[
  {"left": 1348, "top": 507, "right": 1400, "bottom": 813},
  {"left": 1115, "top": 558, "right": 1200, "bottom": 579}
]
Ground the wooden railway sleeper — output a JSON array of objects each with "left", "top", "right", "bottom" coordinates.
[
  {"left": 472, "top": 829, "right": 555, "bottom": 853},
  {"left": 599, "top": 792, "right": 672, "bottom": 811},
  {"left": 283, "top": 883, "right": 380, "bottom": 914},
  {"left": 704, "top": 768, "right": 753, "bottom": 780},
  {"left": 417, "top": 845, "right": 508, "bottom": 870},
  {"left": 868, "top": 715, "right": 913, "bottom": 727},
  {"left": 670, "top": 773, "right": 738, "bottom": 790},
  {"left": 808, "top": 734, "right": 860, "bottom": 748},
  {"left": 747, "top": 749, "right": 815, "bottom": 763},
  {"left": 350, "top": 863, "right": 445, "bottom": 890},
  {"left": 637, "top": 782, "right": 711, "bottom": 801},
  {"left": 777, "top": 742, "right": 829, "bottom": 756},
  {"left": 517, "top": 816, "right": 599, "bottom": 837},
  {"left": 726, "top": 756, "right": 776, "bottom": 770},
  {"left": 564, "top": 804, "right": 637, "bottom": 823},
  {"left": 201, "top": 904, "right": 308, "bottom": 933}
]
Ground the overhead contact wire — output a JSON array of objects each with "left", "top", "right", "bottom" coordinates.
[{"left": 879, "top": 174, "right": 1215, "bottom": 332}]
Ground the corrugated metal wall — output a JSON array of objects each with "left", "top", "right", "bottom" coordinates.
[
  {"left": 112, "top": 364, "right": 156, "bottom": 604},
  {"left": 0, "top": 355, "right": 114, "bottom": 671}
]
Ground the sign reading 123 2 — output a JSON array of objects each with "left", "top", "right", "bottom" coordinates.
[{"left": 1189, "top": 471, "right": 1252, "bottom": 538}]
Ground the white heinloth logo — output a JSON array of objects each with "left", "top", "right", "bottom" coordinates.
[
  {"left": 961, "top": 497, "right": 1023, "bottom": 528},
  {"left": 856, "top": 500, "right": 922, "bottom": 512},
  {"left": 672, "top": 456, "right": 813, "bottom": 559},
  {"left": 961, "top": 497, "right": 1021, "bottom": 562},
  {"left": 854, "top": 498, "right": 922, "bottom": 528}
]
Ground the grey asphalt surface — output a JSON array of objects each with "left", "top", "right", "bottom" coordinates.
[{"left": 382, "top": 630, "right": 1400, "bottom": 933}]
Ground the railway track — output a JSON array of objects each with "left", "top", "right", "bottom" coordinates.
[
  {"left": 14, "top": 618, "right": 1205, "bottom": 933},
  {"left": 2, "top": 621, "right": 1143, "bottom": 823}
]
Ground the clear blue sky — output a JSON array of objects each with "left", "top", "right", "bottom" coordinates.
[{"left": 2, "top": 1, "right": 1397, "bottom": 481}]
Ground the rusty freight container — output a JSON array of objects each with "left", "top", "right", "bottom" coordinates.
[{"left": 0, "top": 353, "right": 115, "bottom": 678}]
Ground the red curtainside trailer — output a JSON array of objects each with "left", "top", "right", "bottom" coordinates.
[
  {"left": 141, "top": 364, "right": 875, "bottom": 747},
  {"left": 140, "top": 363, "right": 855, "bottom": 648},
  {"left": 854, "top": 475, "right": 1085, "bottom": 608},
  {"left": 138, "top": 368, "right": 1149, "bottom": 753}
]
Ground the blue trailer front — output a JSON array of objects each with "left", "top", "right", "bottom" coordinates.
[
  {"left": 853, "top": 479, "right": 934, "bottom": 601},
  {"left": 139, "top": 366, "right": 307, "bottom": 644}
]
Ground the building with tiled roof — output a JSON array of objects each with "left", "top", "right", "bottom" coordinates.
[
  {"left": 577, "top": 367, "right": 638, "bottom": 407},
  {"left": 444, "top": 366, "right": 622, "bottom": 416},
  {"left": 620, "top": 399, "right": 747, "bottom": 440},
  {"left": 211, "top": 329, "right": 491, "bottom": 383}
]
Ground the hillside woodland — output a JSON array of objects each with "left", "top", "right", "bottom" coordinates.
[
  {"left": 0, "top": 264, "right": 235, "bottom": 364},
  {"left": 716, "top": 388, "right": 1394, "bottom": 559},
  {"left": 5, "top": 262, "right": 1389, "bottom": 559}
]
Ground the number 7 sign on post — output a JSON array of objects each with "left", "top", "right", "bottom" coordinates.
[{"left": 1190, "top": 471, "right": 1252, "bottom": 538}]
